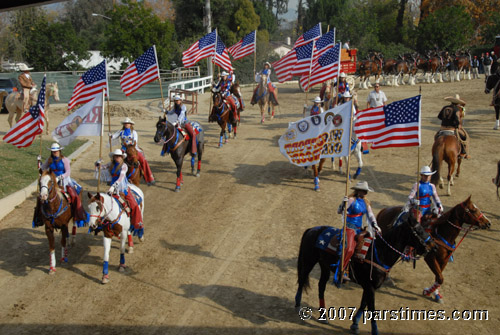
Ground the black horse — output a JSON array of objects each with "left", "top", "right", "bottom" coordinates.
[
  {"left": 154, "top": 117, "right": 204, "bottom": 191},
  {"left": 209, "top": 90, "right": 238, "bottom": 147},
  {"left": 295, "top": 212, "right": 434, "bottom": 335},
  {"left": 485, "top": 73, "right": 500, "bottom": 129}
]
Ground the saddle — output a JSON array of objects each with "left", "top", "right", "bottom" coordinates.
[
  {"left": 177, "top": 126, "right": 190, "bottom": 141},
  {"left": 113, "top": 193, "right": 131, "bottom": 216},
  {"left": 353, "top": 229, "right": 373, "bottom": 261},
  {"left": 435, "top": 128, "right": 469, "bottom": 158}
]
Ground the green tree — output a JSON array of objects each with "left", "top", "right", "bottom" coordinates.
[
  {"left": 100, "top": 0, "right": 175, "bottom": 69},
  {"left": 416, "top": 6, "right": 473, "bottom": 52},
  {"left": 234, "top": 0, "right": 260, "bottom": 38}
]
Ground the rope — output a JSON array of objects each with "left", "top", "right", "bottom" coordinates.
[{"left": 375, "top": 230, "right": 421, "bottom": 260}]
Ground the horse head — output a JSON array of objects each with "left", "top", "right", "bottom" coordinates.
[
  {"left": 87, "top": 192, "right": 104, "bottom": 230},
  {"left": 230, "top": 82, "right": 241, "bottom": 98},
  {"left": 154, "top": 116, "right": 167, "bottom": 143},
  {"left": 125, "top": 144, "right": 138, "bottom": 164},
  {"left": 485, "top": 73, "right": 500, "bottom": 93},
  {"left": 458, "top": 196, "right": 491, "bottom": 229},
  {"left": 47, "top": 82, "right": 60, "bottom": 102},
  {"left": 403, "top": 209, "right": 436, "bottom": 255},
  {"left": 39, "top": 170, "right": 58, "bottom": 201}
]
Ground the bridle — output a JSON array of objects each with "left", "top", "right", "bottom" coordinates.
[{"left": 89, "top": 194, "right": 122, "bottom": 229}]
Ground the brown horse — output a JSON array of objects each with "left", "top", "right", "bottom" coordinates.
[
  {"left": 124, "top": 145, "right": 143, "bottom": 186},
  {"left": 358, "top": 53, "right": 383, "bottom": 89},
  {"left": 454, "top": 52, "right": 472, "bottom": 81},
  {"left": 378, "top": 197, "right": 490, "bottom": 303},
  {"left": 229, "top": 81, "right": 243, "bottom": 126},
  {"left": 38, "top": 170, "right": 75, "bottom": 274},
  {"left": 209, "top": 90, "right": 237, "bottom": 147},
  {"left": 493, "top": 160, "right": 500, "bottom": 199},
  {"left": 431, "top": 132, "right": 462, "bottom": 195}
]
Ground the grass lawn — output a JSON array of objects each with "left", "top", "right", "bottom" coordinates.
[{"left": 0, "top": 139, "right": 86, "bottom": 199}]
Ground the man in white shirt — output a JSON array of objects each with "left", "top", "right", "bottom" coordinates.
[{"left": 366, "top": 84, "right": 387, "bottom": 108}]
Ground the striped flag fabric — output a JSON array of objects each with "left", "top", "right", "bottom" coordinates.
[
  {"left": 68, "top": 60, "right": 107, "bottom": 111},
  {"left": 182, "top": 30, "right": 216, "bottom": 68},
  {"left": 3, "top": 76, "right": 46, "bottom": 148},
  {"left": 272, "top": 42, "right": 314, "bottom": 83},
  {"left": 294, "top": 23, "right": 321, "bottom": 48},
  {"left": 120, "top": 46, "right": 159, "bottom": 96},
  {"left": 299, "top": 43, "right": 341, "bottom": 91},
  {"left": 212, "top": 36, "right": 233, "bottom": 71},
  {"left": 354, "top": 95, "right": 421, "bottom": 149},
  {"left": 227, "top": 30, "right": 256, "bottom": 60},
  {"left": 313, "top": 30, "right": 335, "bottom": 62}
]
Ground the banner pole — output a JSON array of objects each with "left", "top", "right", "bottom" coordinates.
[
  {"left": 97, "top": 88, "right": 105, "bottom": 192},
  {"left": 304, "top": 40, "right": 315, "bottom": 117},
  {"left": 253, "top": 30, "right": 257, "bottom": 91},
  {"left": 339, "top": 100, "right": 355, "bottom": 285}
]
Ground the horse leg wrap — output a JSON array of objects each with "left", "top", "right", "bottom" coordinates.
[
  {"left": 197, "top": 160, "right": 201, "bottom": 171},
  {"left": 319, "top": 298, "right": 325, "bottom": 309},
  {"left": 103, "top": 261, "right": 109, "bottom": 275},
  {"left": 127, "top": 234, "right": 134, "bottom": 248},
  {"left": 180, "top": 172, "right": 184, "bottom": 184},
  {"left": 228, "top": 124, "right": 232, "bottom": 132},
  {"left": 434, "top": 288, "right": 443, "bottom": 301},
  {"left": 423, "top": 282, "right": 440, "bottom": 296},
  {"left": 120, "top": 253, "right": 125, "bottom": 266},
  {"left": 191, "top": 156, "right": 195, "bottom": 168},
  {"left": 60, "top": 246, "right": 68, "bottom": 263},
  {"left": 354, "top": 167, "right": 362, "bottom": 178},
  {"left": 314, "top": 177, "right": 320, "bottom": 191},
  {"left": 49, "top": 251, "right": 56, "bottom": 272},
  {"left": 219, "top": 136, "right": 223, "bottom": 147},
  {"left": 176, "top": 178, "right": 181, "bottom": 189}
]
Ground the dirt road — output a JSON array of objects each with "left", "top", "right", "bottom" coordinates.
[{"left": 0, "top": 77, "right": 498, "bottom": 334}]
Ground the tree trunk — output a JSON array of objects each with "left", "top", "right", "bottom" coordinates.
[{"left": 396, "top": 0, "right": 407, "bottom": 43}]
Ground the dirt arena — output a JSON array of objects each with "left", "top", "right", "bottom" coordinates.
[{"left": 0, "top": 76, "right": 498, "bottom": 334}]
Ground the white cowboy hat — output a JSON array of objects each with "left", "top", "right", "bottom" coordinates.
[
  {"left": 351, "top": 180, "right": 374, "bottom": 192},
  {"left": 444, "top": 94, "right": 466, "bottom": 106},
  {"left": 173, "top": 95, "right": 182, "bottom": 101},
  {"left": 120, "top": 117, "right": 135, "bottom": 124},
  {"left": 49, "top": 143, "right": 63, "bottom": 152},
  {"left": 18, "top": 63, "right": 33, "bottom": 71},
  {"left": 109, "top": 148, "right": 127, "bottom": 158},
  {"left": 339, "top": 72, "right": 346, "bottom": 78},
  {"left": 312, "top": 96, "right": 322, "bottom": 103},
  {"left": 221, "top": 71, "right": 229, "bottom": 76},
  {"left": 264, "top": 62, "right": 272, "bottom": 68},
  {"left": 343, "top": 91, "right": 352, "bottom": 98},
  {"left": 420, "top": 166, "right": 436, "bottom": 175}
]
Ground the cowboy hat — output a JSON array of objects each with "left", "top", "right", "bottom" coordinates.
[
  {"left": 343, "top": 91, "right": 352, "bottom": 98},
  {"left": 221, "top": 71, "right": 229, "bottom": 76},
  {"left": 264, "top": 62, "right": 272, "bottom": 68},
  {"left": 109, "top": 148, "right": 126, "bottom": 158},
  {"left": 18, "top": 63, "right": 33, "bottom": 71},
  {"left": 121, "top": 117, "right": 135, "bottom": 124},
  {"left": 49, "top": 142, "right": 63, "bottom": 152},
  {"left": 419, "top": 166, "right": 436, "bottom": 175},
  {"left": 339, "top": 72, "right": 346, "bottom": 78},
  {"left": 173, "top": 95, "right": 182, "bottom": 101},
  {"left": 444, "top": 94, "right": 466, "bottom": 106},
  {"left": 312, "top": 96, "right": 322, "bottom": 103},
  {"left": 351, "top": 181, "right": 374, "bottom": 192}
]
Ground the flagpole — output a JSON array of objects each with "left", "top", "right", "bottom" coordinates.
[
  {"left": 416, "top": 86, "right": 422, "bottom": 220},
  {"left": 253, "top": 30, "right": 257, "bottom": 91},
  {"left": 97, "top": 88, "right": 105, "bottom": 192},
  {"left": 153, "top": 45, "right": 166, "bottom": 112},
  {"left": 304, "top": 40, "right": 316, "bottom": 118},
  {"left": 329, "top": 29, "right": 336, "bottom": 103},
  {"left": 104, "top": 60, "right": 112, "bottom": 152},
  {"left": 339, "top": 100, "right": 355, "bottom": 285},
  {"left": 334, "top": 41, "right": 342, "bottom": 107}
]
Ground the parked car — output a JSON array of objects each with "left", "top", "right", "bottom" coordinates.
[{"left": 0, "top": 78, "right": 19, "bottom": 113}]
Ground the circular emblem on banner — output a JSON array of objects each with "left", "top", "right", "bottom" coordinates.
[
  {"left": 297, "top": 120, "right": 309, "bottom": 133},
  {"left": 311, "top": 115, "right": 321, "bottom": 126},
  {"left": 333, "top": 114, "right": 343, "bottom": 127},
  {"left": 284, "top": 128, "right": 297, "bottom": 141},
  {"left": 324, "top": 112, "right": 334, "bottom": 125}
]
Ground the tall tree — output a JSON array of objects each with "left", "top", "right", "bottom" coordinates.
[{"left": 395, "top": 0, "right": 408, "bottom": 43}]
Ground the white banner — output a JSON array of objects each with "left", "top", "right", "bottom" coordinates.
[
  {"left": 52, "top": 93, "right": 103, "bottom": 146},
  {"left": 279, "top": 101, "right": 352, "bottom": 166}
]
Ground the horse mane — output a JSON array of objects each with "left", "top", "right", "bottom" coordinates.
[{"left": 40, "top": 169, "right": 63, "bottom": 197}]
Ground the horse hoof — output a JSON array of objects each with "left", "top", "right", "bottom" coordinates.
[
  {"left": 139, "top": 236, "right": 145, "bottom": 243},
  {"left": 101, "top": 275, "right": 109, "bottom": 284},
  {"left": 192, "top": 168, "right": 195, "bottom": 175},
  {"left": 175, "top": 188, "right": 181, "bottom": 192},
  {"left": 314, "top": 187, "right": 320, "bottom": 192},
  {"left": 196, "top": 173, "right": 200, "bottom": 178},
  {"left": 318, "top": 318, "right": 329, "bottom": 324},
  {"left": 119, "top": 264, "right": 127, "bottom": 273},
  {"left": 60, "top": 257, "right": 68, "bottom": 263},
  {"left": 49, "top": 267, "right": 56, "bottom": 275},
  {"left": 128, "top": 247, "right": 134, "bottom": 254},
  {"left": 350, "top": 324, "right": 360, "bottom": 335}
]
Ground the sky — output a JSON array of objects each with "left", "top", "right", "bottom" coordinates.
[{"left": 281, "top": 0, "right": 299, "bottom": 21}]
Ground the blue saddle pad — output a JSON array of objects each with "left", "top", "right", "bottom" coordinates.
[
  {"left": 315, "top": 227, "right": 342, "bottom": 251},
  {"left": 130, "top": 188, "right": 143, "bottom": 206}
]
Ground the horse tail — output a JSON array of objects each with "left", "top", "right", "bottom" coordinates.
[
  {"left": 431, "top": 139, "right": 442, "bottom": 186},
  {"left": 297, "top": 228, "right": 314, "bottom": 292}
]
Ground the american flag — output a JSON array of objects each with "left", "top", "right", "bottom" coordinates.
[
  {"left": 313, "top": 30, "right": 335, "bottom": 62},
  {"left": 212, "top": 36, "right": 233, "bottom": 71},
  {"left": 299, "top": 43, "right": 341, "bottom": 91},
  {"left": 3, "top": 76, "right": 46, "bottom": 148},
  {"left": 228, "top": 30, "right": 256, "bottom": 60},
  {"left": 182, "top": 30, "right": 216, "bottom": 68},
  {"left": 294, "top": 23, "right": 321, "bottom": 48},
  {"left": 68, "top": 60, "right": 107, "bottom": 111},
  {"left": 354, "top": 95, "right": 421, "bottom": 149},
  {"left": 120, "top": 46, "right": 159, "bottom": 96},
  {"left": 272, "top": 41, "right": 314, "bottom": 83}
]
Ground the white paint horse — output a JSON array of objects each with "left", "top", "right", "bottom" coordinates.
[
  {"left": 255, "top": 74, "right": 278, "bottom": 123},
  {"left": 5, "top": 82, "right": 60, "bottom": 134},
  {"left": 87, "top": 185, "right": 144, "bottom": 284}
]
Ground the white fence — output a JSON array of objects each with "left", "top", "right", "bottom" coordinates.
[{"left": 167, "top": 76, "right": 212, "bottom": 95}]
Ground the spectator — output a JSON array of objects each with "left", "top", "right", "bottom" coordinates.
[
  {"left": 484, "top": 52, "right": 492, "bottom": 77},
  {"left": 472, "top": 55, "right": 480, "bottom": 79},
  {"left": 479, "top": 52, "right": 485, "bottom": 74},
  {"left": 343, "top": 40, "right": 350, "bottom": 50},
  {"left": 491, "top": 51, "right": 499, "bottom": 74},
  {"left": 366, "top": 83, "right": 387, "bottom": 108}
]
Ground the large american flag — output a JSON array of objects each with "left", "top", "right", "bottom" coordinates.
[
  {"left": 354, "top": 95, "right": 421, "bottom": 149},
  {"left": 313, "top": 30, "right": 335, "bottom": 62},
  {"left": 120, "top": 46, "right": 159, "bottom": 96},
  {"left": 212, "top": 36, "right": 233, "bottom": 71},
  {"left": 68, "top": 60, "right": 107, "bottom": 111},
  {"left": 272, "top": 41, "right": 314, "bottom": 83},
  {"left": 227, "top": 30, "right": 256, "bottom": 60},
  {"left": 182, "top": 30, "right": 216, "bottom": 68},
  {"left": 294, "top": 23, "right": 321, "bottom": 48},
  {"left": 299, "top": 43, "right": 341, "bottom": 91},
  {"left": 3, "top": 76, "right": 46, "bottom": 148}
]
